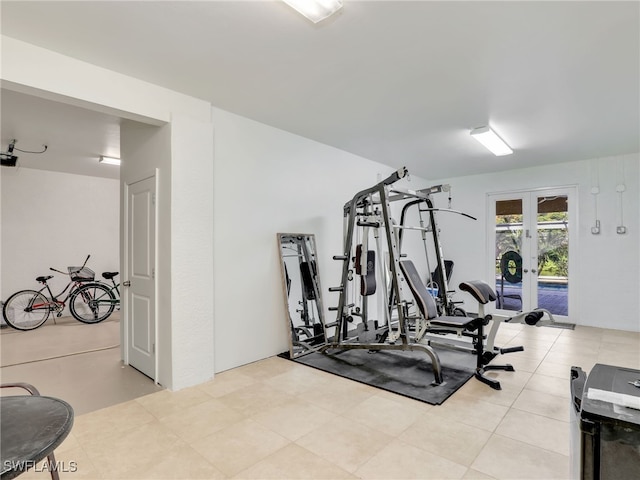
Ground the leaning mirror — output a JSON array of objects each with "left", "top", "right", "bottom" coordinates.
[{"left": 277, "top": 233, "right": 327, "bottom": 358}]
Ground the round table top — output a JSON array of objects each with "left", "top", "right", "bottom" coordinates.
[{"left": 1, "top": 395, "right": 74, "bottom": 480}]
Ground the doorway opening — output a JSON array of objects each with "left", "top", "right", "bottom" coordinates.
[{"left": 0, "top": 89, "right": 162, "bottom": 413}]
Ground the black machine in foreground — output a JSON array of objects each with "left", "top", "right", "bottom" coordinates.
[{"left": 570, "top": 364, "right": 640, "bottom": 479}]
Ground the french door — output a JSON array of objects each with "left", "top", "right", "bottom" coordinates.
[{"left": 487, "top": 187, "right": 576, "bottom": 321}]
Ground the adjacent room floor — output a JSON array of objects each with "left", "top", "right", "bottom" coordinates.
[
  {"left": 0, "top": 314, "right": 162, "bottom": 415},
  {"left": 9, "top": 320, "right": 640, "bottom": 479}
]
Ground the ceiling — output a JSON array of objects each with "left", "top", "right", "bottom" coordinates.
[
  {"left": 1, "top": 1, "right": 638, "bottom": 180},
  {"left": 1, "top": 89, "right": 121, "bottom": 179}
]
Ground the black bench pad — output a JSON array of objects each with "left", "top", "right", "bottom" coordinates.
[{"left": 429, "top": 315, "right": 475, "bottom": 329}]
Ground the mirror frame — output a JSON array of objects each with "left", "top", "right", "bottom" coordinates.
[{"left": 277, "top": 233, "right": 326, "bottom": 358}]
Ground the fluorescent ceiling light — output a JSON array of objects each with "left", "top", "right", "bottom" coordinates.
[
  {"left": 282, "top": 0, "right": 343, "bottom": 23},
  {"left": 99, "top": 156, "right": 121, "bottom": 166},
  {"left": 470, "top": 126, "right": 513, "bottom": 156}
]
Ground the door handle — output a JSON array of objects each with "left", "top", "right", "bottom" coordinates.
[
  {"left": 531, "top": 269, "right": 537, "bottom": 274},
  {"left": 123, "top": 281, "right": 131, "bottom": 287},
  {"left": 523, "top": 269, "right": 529, "bottom": 273}
]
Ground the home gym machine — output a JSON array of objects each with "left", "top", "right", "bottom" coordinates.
[
  {"left": 395, "top": 185, "right": 475, "bottom": 317},
  {"left": 394, "top": 183, "right": 562, "bottom": 362},
  {"left": 321, "top": 167, "right": 447, "bottom": 384},
  {"left": 322, "top": 167, "right": 518, "bottom": 387}
]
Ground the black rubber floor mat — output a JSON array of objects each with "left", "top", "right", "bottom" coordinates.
[{"left": 285, "top": 346, "right": 477, "bottom": 405}]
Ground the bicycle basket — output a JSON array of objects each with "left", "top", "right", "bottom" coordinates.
[{"left": 68, "top": 266, "right": 95, "bottom": 282}]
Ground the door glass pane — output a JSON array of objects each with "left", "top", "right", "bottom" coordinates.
[
  {"left": 537, "top": 195, "right": 568, "bottom": 316},
  {"left": 495, "top": 199, "right": 523, "bottom": 311}
]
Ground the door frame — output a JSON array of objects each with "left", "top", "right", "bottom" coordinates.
[
  {"left": 486, "top": 185, "right": 578, "bottom": 322},
  {"left": 123, "top": 168, "right": 160, "bottom": 383}
]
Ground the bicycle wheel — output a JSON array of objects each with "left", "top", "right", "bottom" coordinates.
[
  {"left": 3, "top": 290, "right": 51, "bottom": 330},
  {"left": 69, "top": 283, "right": 115, "bottom": 323}
]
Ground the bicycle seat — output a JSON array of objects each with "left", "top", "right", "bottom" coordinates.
[
  {"left": 102, "top": 272, "right": 119, "bottom": 279},
  {"left": 36, "top": 275, "right": 54, "bottom": 283}
]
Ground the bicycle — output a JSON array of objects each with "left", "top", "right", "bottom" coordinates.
[
  {"left": 2, "top": 255, "right": 116, "bottom": 331},
  {"left": 72, "top": 271, "right": 121, "bottom": 323}
]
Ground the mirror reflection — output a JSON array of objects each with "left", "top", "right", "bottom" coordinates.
[{"left": 277, "top": 233, "right": 326, "bottom": 358}]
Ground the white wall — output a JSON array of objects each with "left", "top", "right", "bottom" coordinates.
[
  {"left": 1, "top": 167, "right": 119, "bottom": 308},
  {"left": 423, "top": 153, "right": 639, "bottom": 331},
  {"left": 120, "top": 116, "right": 215, "bottom": 390},
  {"left": 169, "top": 114, "right": 215, "bottom": 389},
  {"left": 211, "top": 107, "right": 398, "bottom": 372},
  {"left": 120, "top": 120, "right": 173, "bottom": 387}
]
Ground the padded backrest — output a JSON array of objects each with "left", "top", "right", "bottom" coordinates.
[
  {"left": 361, "top": 250, "right": 376, "bottom": 296},
  {"left": 355, "top": 244, "right": 376, "bottom": 296},
  {"left": 459, "top": 280, "right": 497, "bottom": 305},
  {"left": 430, "top": 259, "right": 454, "bottom": 301},
  {"left": 399, "top": 260, "right": 439, "bottom": 319}
]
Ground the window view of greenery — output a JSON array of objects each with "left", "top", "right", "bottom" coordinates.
[
  {"left": 537, "top": 211, "right": 568, "bottom": 278},
  {"left": 495, "top": 214, "right": 568, "bottom": 279}
]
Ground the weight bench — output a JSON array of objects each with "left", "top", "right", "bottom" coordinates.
[{"left": 399, "top": 260, "right": 515, "bottom": 390}]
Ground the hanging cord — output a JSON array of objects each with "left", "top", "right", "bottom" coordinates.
[{"left": 14, "top": 145, "right": 48, "bottom": 154}]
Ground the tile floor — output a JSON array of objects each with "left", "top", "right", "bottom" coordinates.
[{"left": 14, "top": 322, "right": 640, "bottom": 479}]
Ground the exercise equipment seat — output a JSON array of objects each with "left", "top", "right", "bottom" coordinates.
[
  {"left": 458, "top": 280, "right": 515, "bottom": 390},
  {"left": 399, "top": 260, "right": 514, "bottom": 390}
]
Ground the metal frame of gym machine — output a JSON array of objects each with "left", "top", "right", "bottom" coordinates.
[
  {"left": 321, "top": 167, "right": 448, "bottom": 385},
  {"left": 396, "top": 189, "right": 563, "bottom": 362},
  {"left": 396, "top": 187, "right": 475, "bottom": 317},
  {"left": 395, "top": 192, "right": 525, "bottom": 361},
  {"left": 319, "top": 166, "right": 564, "bottom": 386},
  {"left": 381, "top": 179, "right": 511, "bottom": 361}
]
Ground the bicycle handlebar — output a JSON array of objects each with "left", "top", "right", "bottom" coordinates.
[{"left": 49, "top": 255, "right": 91, "bottom": 276}]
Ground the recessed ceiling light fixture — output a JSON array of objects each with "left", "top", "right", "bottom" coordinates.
[
  {"left": 470, "top": 126, "right": 513, "bottom": 156},
  {"left": 99, "top": 156, "right": 121, "bottom": 166},
  {"left": 282, "top": 0, "right": 343, "bottom": 23}
]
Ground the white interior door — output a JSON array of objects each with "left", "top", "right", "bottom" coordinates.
[
  {"left": 126, "top": 175, "right": 156, "bottom": 379},
  {"left": 488, "top": 187, "right": 575, "bottom": 321}
]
